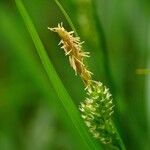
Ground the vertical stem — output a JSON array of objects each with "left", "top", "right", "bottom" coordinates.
[
  {"left": 111, "top": 122, "right": 126, "bottom": 150},
  {"left": 54, "top": 0, "right": 78, "bottom": 36},
  {"left": 147, "top": 19, "right": 150, "bottom": 144},
  {"left": 91, "top": 0, "right": 115, "bottom": 94}
]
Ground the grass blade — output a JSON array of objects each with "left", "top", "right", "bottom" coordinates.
[
  {"left": 0, "top": 8, "right": 86, "bottom": 149},
  {"left": 15, "top": 0, "right": 101, "bottom": 149}
]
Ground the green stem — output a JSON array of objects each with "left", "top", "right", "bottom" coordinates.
[
  {"left": 54, "top": 0, "right": 78, "bottom": 36},
  {"left": 112, "top": 121, "right": 126, "bottom": 150}
]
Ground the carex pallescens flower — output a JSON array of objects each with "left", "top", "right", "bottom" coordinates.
[
  {"left": 48, "top": 22, "right": 92, "bottom": 88},
  {"left": 48, "top": 23, "right": 116, "bottom": 145}
]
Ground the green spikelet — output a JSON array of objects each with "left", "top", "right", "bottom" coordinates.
[{"left": 79, "top": 81, "right": 115, "bottom": 144}]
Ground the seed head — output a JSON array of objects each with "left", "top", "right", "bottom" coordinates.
[
  {"left": 49, "top": 23, "right": 116, "bottom": 145},
  {"left": 48, "top": 23, "right": 92, "bottom": 88}
]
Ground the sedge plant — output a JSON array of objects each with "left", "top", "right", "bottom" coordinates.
[
  {"left": 50, "top": 0, "right": 126, "bottom": 149},
  {"left": 49, "top": 22, "right": 125, "bottom": 149},
  {"left": 15, "top": 0, "right": 125, "bottom": 149}
]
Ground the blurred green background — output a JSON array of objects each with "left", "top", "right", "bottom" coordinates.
[{"left": 0, "top": 0, "right": 150, "bottom": 149}]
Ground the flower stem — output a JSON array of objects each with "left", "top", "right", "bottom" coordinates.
[{"left": 54, "top": 0, "right": 78, "bottom": 36}]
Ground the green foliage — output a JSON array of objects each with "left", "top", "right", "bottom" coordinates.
[{"left": 0, "top": 0, "right": 149, "bottom": 150}]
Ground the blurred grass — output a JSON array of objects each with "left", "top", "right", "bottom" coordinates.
[{"left": 0, "top": 0, "right": 150, "bottom": 149}]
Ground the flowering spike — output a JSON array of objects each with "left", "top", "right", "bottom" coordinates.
[
  {"left": 49, "top": 23, "right": 116, "bottom": 145},
  {"left": 49, "top": 23, "right": 92, "bottom": 87}
]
